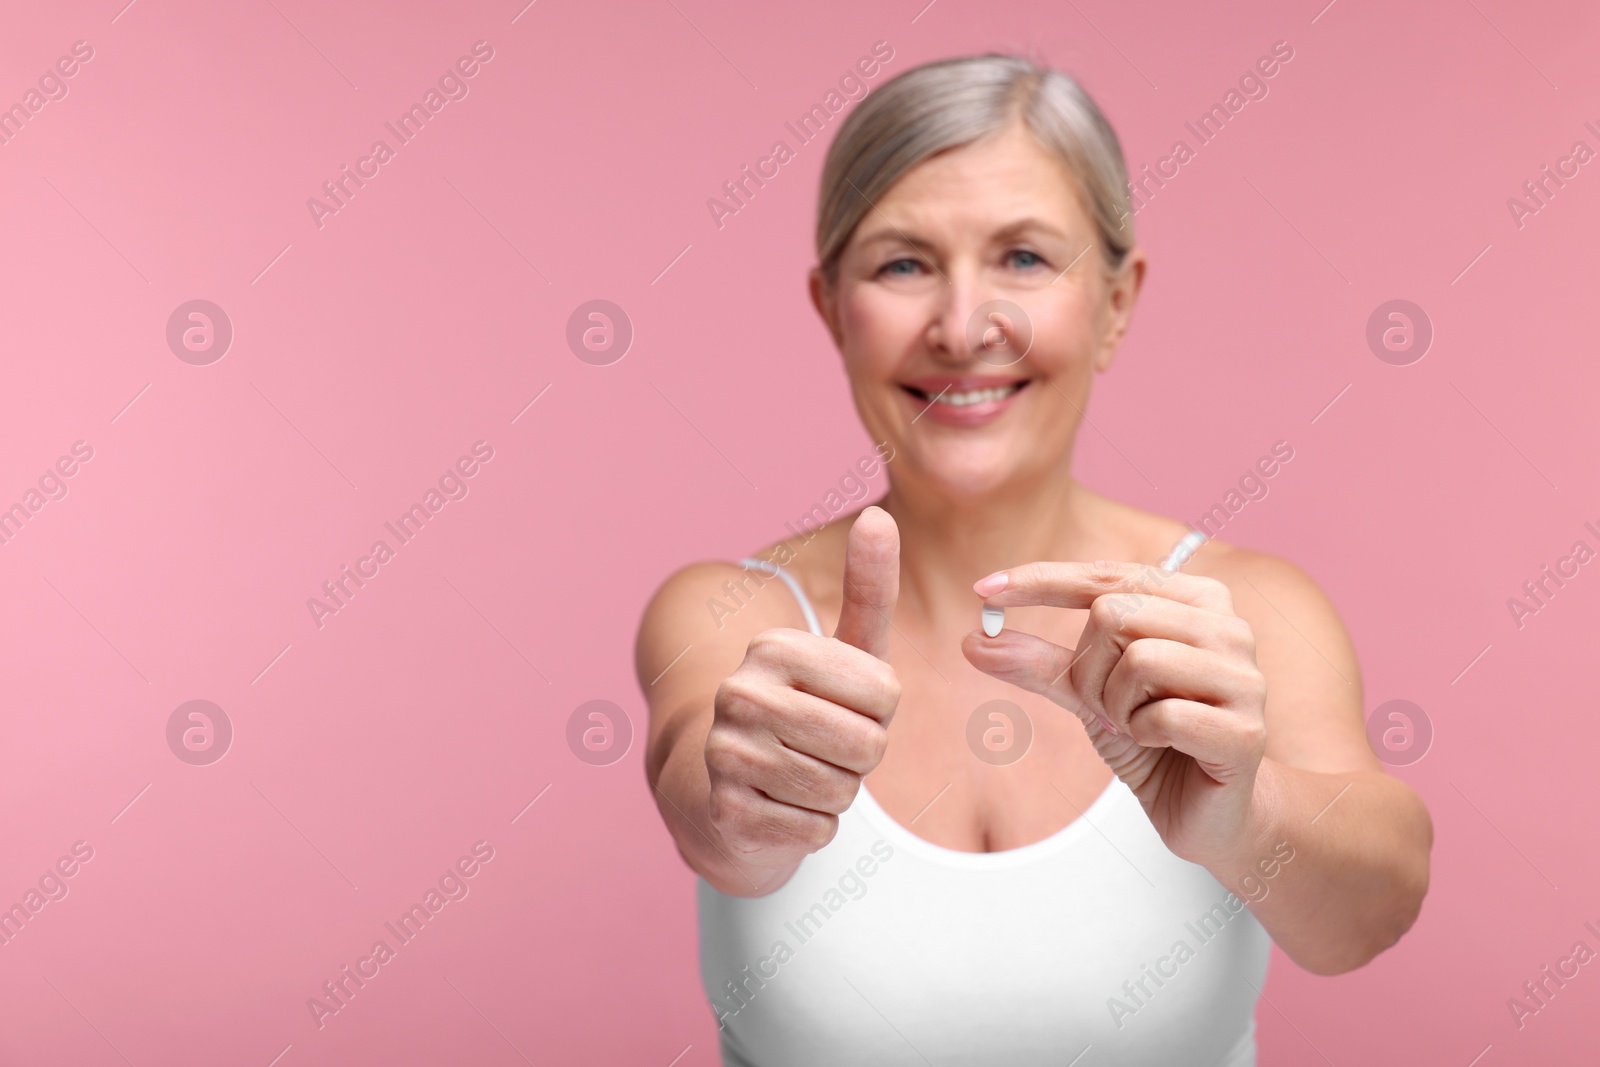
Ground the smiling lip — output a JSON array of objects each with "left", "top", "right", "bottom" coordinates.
[{"left": 901, "top": 376, "right": 1031, "bottom": 427}]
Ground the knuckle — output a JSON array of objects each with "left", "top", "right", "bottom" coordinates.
[
  {"left": 836, "top": 718, "right": 886, "bottom": 773},
  {"left": 721, "top": 806, "right": 768, "bottom": 852},
  {"left": 744, "top": 629, "right": 776, "bottom": 659},
  {"left": 706, "top": 781, "right": 742, "bottom": 829},
  {"left": 877, "top": 665, "right": 903, "bottom": 710},
  {"left": 733, "top": 801, "right": 809, "bottom": 853},
  {"left": 714, "top": 674, "right": 763, "bottom": 721},
  {"left": 770, "top": 750, "right": 813, "bottom": 796},
  {"left": 1201, "top": 577, "right": 1235, "bottom": 611},
  {"left": 1238, "top": 712, "right": 1268, "bottom": 753},
  {"left": 1124, "top": 638, "right": 1162, "bottom": 672},
  {"left": 1090, "top": 594, "right": 1134, "bottom": 631},
  {"left": 1227, "top": 616, "right": 1257, "bottom": 656},
  {"left": 820, "top": 769, "right": 862, "bottom": 814},
  {"left": 749, "top": 626, "right": 797, "bottom": 664},
  {"left": 801, "top": 812, "right": 840, "bottom": 853},
  {"left": 703, "top": 732, "right": 749, "bottom": 780},
  {"left": 864, "top": 724, "right": 890, "bottom": 768},
  {"left": 1127, "top": 564, "right": 1160, "bottom": 594},
  {"left": 804, "top": 762, "right": 853, "bottom": 813},
  {"left": 736, "top": 800, "right": 783, "bottom": 845},
  {"left": 1149, "top": 562, "right": 1178, "bottom": 589},
  {"left": 768, "top": 626, "right": 822, "bottom": 668},
  {"left": 1086, "top": 558, "right": 1125, "bottom": 586}
]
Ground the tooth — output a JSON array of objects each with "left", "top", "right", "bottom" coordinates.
[{"left": 934, "top": 383, "right": 1017, "bottom": 406}]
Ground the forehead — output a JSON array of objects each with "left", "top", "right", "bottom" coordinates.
[{"left": 867, "top": 121, "right": 1088, "bottom": 235}]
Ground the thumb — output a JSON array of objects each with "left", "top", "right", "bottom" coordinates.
[{"left": 832, "top": 505, "right": 900, "bottom": 661}]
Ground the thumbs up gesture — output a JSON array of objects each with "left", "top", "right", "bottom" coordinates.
[{"left": 705, "top": 506, "right": 902, "bottom": 868}]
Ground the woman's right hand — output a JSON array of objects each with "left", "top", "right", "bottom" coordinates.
[{"left": 704, "top": 506, "right": 902, "bottom": 873}]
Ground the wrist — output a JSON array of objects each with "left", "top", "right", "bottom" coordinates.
[{"left": 1207, "top": 757, "right": 1289, "bottom": 888}]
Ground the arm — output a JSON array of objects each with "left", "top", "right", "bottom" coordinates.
[
  {"left": 964, "top": 549, "right": 1433, "bottom": 976},
  {"left": 636, "top": 507, "right": 904, "bottom": 899},
  {"left": 1201, "top": 550, "right": 1432, "bottom": 975},
  {"left": 635, "top": 560, "right": 802, "bottom": 896}
]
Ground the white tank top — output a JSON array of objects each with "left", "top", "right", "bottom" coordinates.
[{"left": 696, "top": 558, "right": 1272, "bottom": 1066}]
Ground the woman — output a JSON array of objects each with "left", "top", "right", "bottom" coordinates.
[{"left": 637, "top": 54, "right": 1431, "bottom": 1065}]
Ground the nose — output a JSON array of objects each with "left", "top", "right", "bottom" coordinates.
[
  {"left": 928, "top": 266, "right": 1025, "bottom": 366},
  {"left": 928, "top": 266, "right": 978, "bottom": 363}
]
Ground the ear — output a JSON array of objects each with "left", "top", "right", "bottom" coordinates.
[
  {"left": 1092, "top": 247, "right": 1147, "bottom": 374},
  {"left": 809, "top": 266, "right": 844, "bottom": 349}
]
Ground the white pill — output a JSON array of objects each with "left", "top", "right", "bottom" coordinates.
[{"left": 981, "top": 604, "right": 1004, "bottom": 637}]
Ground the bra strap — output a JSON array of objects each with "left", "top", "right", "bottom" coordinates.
[{"left": 739, "top": 557, "right": 824, "bottom": 637}]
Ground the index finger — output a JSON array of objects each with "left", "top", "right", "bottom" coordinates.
[
  {"left": 751, "top": 629, "right": 900, "bottom": 726},
  {"left": 972, "top": 560, "right": 1234, "bottom": 614}
]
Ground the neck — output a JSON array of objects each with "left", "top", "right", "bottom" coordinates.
[{"left": 876, "top": 462, "right": 1100, "bottom": 635}]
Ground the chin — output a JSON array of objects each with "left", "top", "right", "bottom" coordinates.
[{"left": 897, "top": 438, "right": 1030, "bottom": 498}]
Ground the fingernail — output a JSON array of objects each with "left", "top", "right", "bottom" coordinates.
[
  {"left": 1096, "top": 712, "right": 1119, "bottom": 736},
  {"left": 973, "top": 571, "right": 1008, "bottom": 597}
]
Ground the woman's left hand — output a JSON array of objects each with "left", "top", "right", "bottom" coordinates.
[{"left": 962, "top": 560, "right": 1270, "bottom": 869}]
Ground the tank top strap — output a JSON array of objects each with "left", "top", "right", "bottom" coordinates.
[{"left": 739, "top": 557, "right": 824, "bottom": 637}]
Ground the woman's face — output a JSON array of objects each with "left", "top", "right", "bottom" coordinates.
[{"left": 811, "top": 119, "right": 1146, "bottom": 499}]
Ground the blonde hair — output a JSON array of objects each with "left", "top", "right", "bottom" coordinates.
[{"left": 815, "top": 54, "right": 1135, "bottom": 285}]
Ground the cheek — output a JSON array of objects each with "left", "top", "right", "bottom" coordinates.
[
  {"left": 1036, "top": 292, "right": 1100, "bottom": 355},
  {"left": 839, "top": 290, "right": 914, "bottom": 372},
  {"left": 1028, "top": 295, "right": 1100, "bottom": 372}
]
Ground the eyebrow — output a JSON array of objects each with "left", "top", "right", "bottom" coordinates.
[{"left": 854, "top": 216, "right": 1072, "bottom": 251}]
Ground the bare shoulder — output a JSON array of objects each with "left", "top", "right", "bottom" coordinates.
[
  {"left": 1072, "top": 486, "right": 1197, "bottom": 565},
  {"left": 1188, "top": 538, "right": 1349, "bottom": 651},
  {"left": 741, "top": 511, "right": 858, "bottom": 627},
  {"left": 633, "top": 555, "right": 801, "bottom": 683},
  {"left": 1187, "top": 538, "right": 1376, "bottom": 771},
  {"left": 1089, "top": 472, "right": 1376, "bottom": 771},
  {"left": 1089, "top": 482, "right": 1342, "bottom": 626},
  {"left": 634, "top": 516, "right": 854, "bottom": 705},
  {"left": 632, "top": 552, "right": 811, "bottom": 782},
  {"left": 635, "top": 493, "right": 869, "bottom": 660}
]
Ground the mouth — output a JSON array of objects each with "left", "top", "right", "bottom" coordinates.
[
  {"left": 901, "top": 379, "right": 1031, "bottom": 407},
  {"left": 899, "top": 378, "right": 1031, "bottom": 427}
]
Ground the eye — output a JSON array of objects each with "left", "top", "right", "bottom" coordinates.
[
  {"left": 877, "top": 257, "right": 924, "bottom": 278},
  {"left": 1006, "top": 248, "right": 1047, "bottom": 270}
]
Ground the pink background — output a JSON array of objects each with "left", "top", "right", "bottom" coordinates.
[{"left": 1, "top": 0, "right": 1597, "bottom": 1063}]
